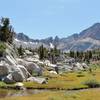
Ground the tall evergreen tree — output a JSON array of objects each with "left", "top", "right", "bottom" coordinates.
[
  {"left": 38, "top": 45, "right": 44, "bottom": 60},
  {"left": 70, "top": 51, "right": 75, "bottom": 58},
  {"left": 17, "top": 45, "right": 24, "bottom": 56},
  {"left": 0, "top": 17, "right": 15, "bottom": 44}
]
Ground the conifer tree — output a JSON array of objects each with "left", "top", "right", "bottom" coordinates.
[{"left": 0, "top": 17, "right": 15, "bottom": 44}]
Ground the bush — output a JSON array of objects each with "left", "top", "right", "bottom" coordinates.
[
  {"left": 0, "top": 43, "right": 6, "bottom": 57},
  {"left": 84, "top": 79, "right": 100, "bottom": 88},
  {"left": 77, "top": 74, "right": 85, "bottom": 77},
  {"left": 77, "top": 71, "right": 85, "bottom": 77}
]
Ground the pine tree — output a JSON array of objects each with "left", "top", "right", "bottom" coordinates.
[
  {"left": 17, "top": 45, "right": 24, "bottom": 56},
  {"left": 70, "top": 51, "right": 75, "bottom": 58},
  {"left": 88, "top": 51, "right": 92, "bottom": 59},
  {"left": 38, "top": 45, "right": 44, "bottom": 60},
  {"left": 0, "top": 17, "right": 14, "bottom": 44}
]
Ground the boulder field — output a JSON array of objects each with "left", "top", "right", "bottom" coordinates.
[{"left": 0, "top": 44, "right": 43, "bottom": 84}]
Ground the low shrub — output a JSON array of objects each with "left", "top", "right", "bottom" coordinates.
[
  {"left": 77, "top": 71, "right": 85, "bottom": 77},
  {"left": 84, "top": 79, "right": 100, "bottom": 88},
  {"left": 77, "top": 74, "right": 85, "bottom": 77}
]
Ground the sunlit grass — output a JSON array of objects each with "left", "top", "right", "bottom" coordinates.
[
  {"left": 0, "top": 63, "right": 100, "bottom": 100},
  {"left": 1, "top": 64, "right": 100, "bottom": 90},
  {"left": 24, "top": 69, "right": 100, "bottom": 90}
]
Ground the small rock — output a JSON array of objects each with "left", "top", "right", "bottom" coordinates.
[
  {"left": 49, "top": 71, "right": 57, "bottom": 74},
  {"left": 27, "top": 77, "right": 47, "bottom": 84},
  {"left": 15, "top": 82, "right": 25, "bottom": 90}
]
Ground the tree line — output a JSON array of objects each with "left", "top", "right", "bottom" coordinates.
[
  {"left": 69, "top": 49, "right": 100, "bottom": 62},
  {"left": 17, "top": 44, "right": 61, "bottom": 64}
]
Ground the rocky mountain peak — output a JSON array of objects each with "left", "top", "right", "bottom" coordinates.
[
  {"left": 79, "top": 23, "right": 100, "bottom": 40},
  {"left": 15, "top": 23, "right": 100, "bottom": 51},
  {"left": 16, "top": 33, "right": 30, "bottom": 42}
]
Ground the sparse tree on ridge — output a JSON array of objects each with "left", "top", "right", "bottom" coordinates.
[
  {"left": 0, "top": 17, "right": 15, "bottom": 44},
  {"left": 17, "top": 45, "right": 24, "bottom": 56}
]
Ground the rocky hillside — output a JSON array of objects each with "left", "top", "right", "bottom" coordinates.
[
  {"left": 14, "top": 23, "right": 100, "bottom": 51},
  {"left": 79, "top": 23, "right": 100, "bottom": 40},
  {"left": 0, "top": 43, "right": 47, "bottom": 84}
]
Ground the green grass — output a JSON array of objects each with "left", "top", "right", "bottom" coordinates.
[
  {"left": 23, "top": 69, "right": 100, "bottom": 90},
  {"left": 0, "top": 63, "right": 100, "bottom": 100},
  {"left": 0, "top": 81, "right": 15, "bottom": 89},
  {"left": 84, "top": 79, "right": 100, "bottom": 88},
  {"left": 0, "top": 82, "right": 6, "bottom": 87},
  {"left": 1, "top": 64, "right": 100, "bottom": 90},
  {"left": 23, "top": 71, "right": 87, "bottom": 90}
]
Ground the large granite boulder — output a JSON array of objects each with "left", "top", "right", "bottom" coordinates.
[
  {"left": 0, "top": 63, "right": 9, "bottom": 77},
  {"left": 3, "top": 73, "right": 15, "bottom": 84},
  {"left": 11, "top": 71, "right": 25, "bottom": 82},
  {"left": 3, "top": 65, "right": 31, "bottom": 83},
  {"left": 17, "top": 59, "right": 42, "bottom": 76},
  {"left": 0, "top": 61, "right": 12, "bottom": 79},
  {"left": 25, "top": 62, "right": 42, "bottom": 75},
  {"left": 17, "top": 65, "right": 31, "bottom": 79},
  {"left": 3, "top": 69, "right": 26, "bottom": 83},
  {"left": 11, "top": 64, "right": 31, "bottom": 82}
]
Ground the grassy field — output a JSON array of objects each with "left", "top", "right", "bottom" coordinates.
[
  {"left": 23, "top": 67, "right": 100, "bottom": 90},
  {"left": 0, "top": 63, "right": 100, "bottom": 100}
]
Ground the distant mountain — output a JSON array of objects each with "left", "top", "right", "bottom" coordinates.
[
  {"left": 14, "top": 23, "right": 100, "bottom": 51},
  {"left": 40, "top": 37, "right": 53, "bottom": 45},
  {"left": 59, "top": 23, "right": 100, "bottom": 51},
  {"left": 16, "top": 33, "right": 30, "bottom": 42},
  {"left": 79, "top": 23, "right": 100, "bottom": 40}
]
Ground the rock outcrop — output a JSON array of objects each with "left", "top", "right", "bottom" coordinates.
[
  {"left": 17, "top": 58, "right": 42, "bottom": 75},
  {"left": 2, "top": 64, "right": 31, "bottom": 83},
  {"left": 0, "top": 62, "right": 10, "bottom": 77},
  {"left": 0, "top": 44, "right": 42, "bottom": 83},
  {"left": 3, "top": 73, "right": 15, "bottom": 84}
]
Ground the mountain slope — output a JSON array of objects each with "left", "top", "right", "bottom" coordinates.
[
  {"left": 14, "top": 23, "right": 100, "bottom": 51},
  {"left": 79, "top": 23, "right": 100, "bottom": 40}
]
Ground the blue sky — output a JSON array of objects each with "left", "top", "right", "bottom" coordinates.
[{"left": 0, "top": 0, "right": 100, "bottom": 39}]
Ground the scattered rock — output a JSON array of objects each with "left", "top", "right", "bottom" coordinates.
[
  {"left": 82, "top": 63, "right": 88, "bottom": 69},
  {"left": 49, "top": 71, "right": 57, "bottom": 74},
  {"left": 27, "top": 77, "right": 47, "bottom": 84},
  {"left": 15, "top": 82, "right": 25, "bottom": 90},
  {"left": 75, "top": 62, "right": 84, "bottom": 70},
  {"left": 25, "top": 50, "right": 33, "bottom": 55}
]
